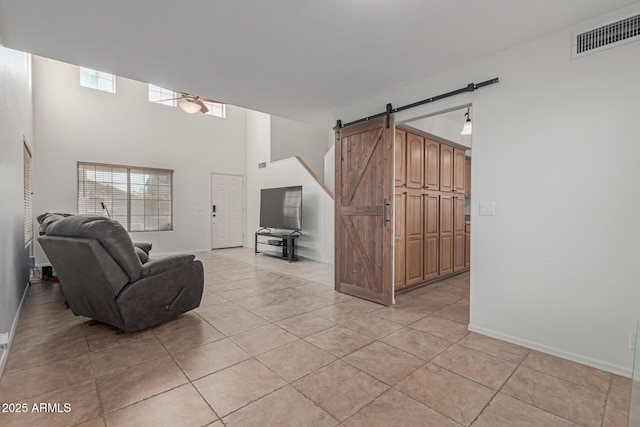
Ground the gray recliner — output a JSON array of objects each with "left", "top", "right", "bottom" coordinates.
[{"left": 38, "top": 215, "right": 204, "bottom": 333}]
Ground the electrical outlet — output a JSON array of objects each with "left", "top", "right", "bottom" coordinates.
[
  {"left": 629, "top": 330, "right": 637, "bottom": 350},
  {"left": 0, "top": 332, "right": 8, "bottom": 350}
]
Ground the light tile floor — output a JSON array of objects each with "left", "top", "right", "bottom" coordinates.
[{"left": 0, "top": 247, "right": 632, "bottom": 426}]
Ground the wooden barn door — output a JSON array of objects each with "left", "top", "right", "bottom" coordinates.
[{"left": 335, "top": 116, "right": 394, "bottom": 305}]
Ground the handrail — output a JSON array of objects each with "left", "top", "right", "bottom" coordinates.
[{"left": 294, "top": 156, "right": 334, "bottom": 200}]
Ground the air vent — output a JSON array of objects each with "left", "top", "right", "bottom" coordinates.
[{"left": 572, "top": 14, "right": 640, "bottom": 59}]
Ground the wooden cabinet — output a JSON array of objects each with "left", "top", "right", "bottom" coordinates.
[
  {"left": 424, "top": 138, "right": 440, "bottom": 190},
  {"left": 439, "top": 193, "right": 454, "bottom": 276},
  {"left": 454, "top": 148, "right": 466, "bottom": 194},
  {"left": 394, "top": 191, "right": 406, "bottom": 290},
  {"left": 464, "top": 223, "right": 470, "bottom": 269},
  {"left": 405, "top": 190, "right": 424, "bottom": 287},
  {"left": 440, "top": 144, "right": 454, "bottom": 192},
  {"left": 406, "top": 133, "right": 424, "bottom": 189},
  {"left": 453, "top": 195, "right": 465, "bottom": 272},
  {"left": 423, "top": 192, "right": 439, "bottom": 281},
  {"left": 395, "top": 129, "right": 406, "bottom": 186},
  {"left": 464, "top": 157, "right": 471, "bottom": 197},
  {"left": 394, "top": 126, "right": 471, "bottom": 294}
]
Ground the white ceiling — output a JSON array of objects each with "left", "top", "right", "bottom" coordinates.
[{"left": 0, "top": 0, "right": 635, "bottom": 126}]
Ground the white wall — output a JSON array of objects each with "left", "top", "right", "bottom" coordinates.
[
  {"left": 246, "top": 111, "right": 334, "bottom": 263},
  {"left": 32, "top": 56, "right": 247, "bottom": 262},
  {"left": 270, "top": 115, "right": 333, "bottom": 181},
  {"left": 0, "top": 45, "right": 33, "bottom": 375},
  {"left": 323, "top": 143, "right": 335, "bottom": 193},
  {"left": 336, "top": 4, "right": 640, "bottom": 375}
]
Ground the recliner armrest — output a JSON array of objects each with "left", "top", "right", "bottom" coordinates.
[{"left": 141, "top": 254, "right": 195, "bottom": 277}]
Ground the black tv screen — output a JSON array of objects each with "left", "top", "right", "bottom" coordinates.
[{"left": 260, "top": 186, "right": 302, "bottom": 231}]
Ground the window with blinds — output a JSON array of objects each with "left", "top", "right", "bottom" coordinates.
[
  {"left": 24, "top": 141, "right": 33, "bottom": 246},
  {"left": 77, "top": 162, "right": 173, "bottom": 232}
]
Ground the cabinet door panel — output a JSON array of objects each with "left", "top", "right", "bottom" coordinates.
[
  {"left": 405, "top": 192, "right": 423, "bottom": 286},
  {"left": 406, "top": 133, "right": 424, "bottom": 189},
  {"left": 423, "top": 193, "right": 439, "bottom": 281},
  {"left": 424, "top": 235, "right": 439, "bottom": 281},
  {"left": 439, "top": 194, "right": 454, "bottom": 275},
  {"left": 453, "top": 232, "right": 465, "bottom": 272},
  {"left": 440, "top": 194, "right": 454, "bottom": 235},
  {"left": 465, "top": 232, "right": 470, "bottom": 268},
  {"left": 454, "top": 196, "right": 465, "bottom": 234},
  {"left": 454, "top": 148, "right": 466, "bottom": 194},
  {"left": 440, "top": 145, "right": 454, "bottom": 192},
  {"left": 394, "top": 191, "right": 406, "bottom": 290},
  {"left": 464, "top": 157, "right": 471, "bottom": 197},
  {"left": 439, "top": 234, "right": 453, "bottom": 276},
  {"left": 453, "top": 195, "right": 465, "bottom": 272},
  {"left": 424, "top": 139, "right": 440, "bottom": 190},
  {"left": 395, "top": 130, "right": 406, "bottom": 186}
]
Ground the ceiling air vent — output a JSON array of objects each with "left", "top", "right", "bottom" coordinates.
[{"left": 572, "top": 13, "right": 640, "bottom": 59}]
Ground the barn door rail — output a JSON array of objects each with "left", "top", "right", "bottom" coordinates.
[{"left": 335, "top": 77, "right": 499, "bottom": 130}]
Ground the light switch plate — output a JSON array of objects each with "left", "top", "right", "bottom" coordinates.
[{"left": 479, "top": 202, "right": 496, "bottom": 216}]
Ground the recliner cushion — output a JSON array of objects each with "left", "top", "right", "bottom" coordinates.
[
  {"left": 46, "top": 215, "right": 143, "bottom": 281},
  {"left": 134, "top": 246, "right": 149, "bottom": 264}
]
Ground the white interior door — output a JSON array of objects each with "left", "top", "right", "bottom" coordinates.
[{"left": 211, "top": 174, "right": 244, "bottom": 249}]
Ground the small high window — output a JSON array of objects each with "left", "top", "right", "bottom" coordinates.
[
  {"left": 203, "top": 101, "right": 226, "bottom": 118},
  {"left": 148, "top": 85, "right": 177, "bottom": 106},
  {"left": 149, "top": 84, "right": 226, "bottom": 117},
  {"left": 80, "top": 67, "right": 116, "bottom": 93}
]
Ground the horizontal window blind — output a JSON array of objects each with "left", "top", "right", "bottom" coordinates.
[
  {"left": 77, "top": 162, "right": 173, "bottom": 232},
  {"left": 24, "top": 142, "right": 33, "bottom": 246}
]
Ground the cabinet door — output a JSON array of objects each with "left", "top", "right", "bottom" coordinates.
[
  {"left": 395, "top": 129, "right": 406, "bottom": 187},
  {"left": 465, "top": 231, "right": 470, "bottom": 268},
  {"left": 440, "top": 145, "right": 454, "bottom": 192},
  {"left": 453, "top": 196, "right": 465, "bottom": 272},
  {"left": 464, "top": 157, "right": 471, "bottom": 197},
  {"left": 394, "top": 191, "right": 406, "bottom": 290},
  {"left": 439, "top": 193, "right": 454, "bottom": 276},
  {"left": 454, "top": 148, "right": 466, "bottom": 194},
  {"left": 423, "top": 192, "right": 439, "bottom": 281},
  {"left": 406, "top": 133, "right": 424, "bottom": 189},
  {"left": 424, "top": 138, "right": 440, "bottom": 190},
  {"left": 405, "top": 190, "right": 423, "bottom": 286}
]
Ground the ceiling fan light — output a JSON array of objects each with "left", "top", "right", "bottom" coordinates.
[
  {"left": 461, "top": 119, "right": 472, "bottom": 135},
  {"left": 179, "top": 100, "right": 202, "bottom": 114}
]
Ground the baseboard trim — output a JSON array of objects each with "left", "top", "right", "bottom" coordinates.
[
  {"left": 468, "top": 323, "right": 633, "bottom": 378},
  {"left": 0, "top": 282, "right": 29, "bottom": 379}
]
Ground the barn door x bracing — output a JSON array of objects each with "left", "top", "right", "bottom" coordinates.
[{"left": 335, "top": 115, "right": 394, "bottom": 306}]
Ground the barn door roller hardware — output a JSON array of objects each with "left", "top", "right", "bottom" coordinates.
[{"left": 335, "top": 77, "right": 499, "bottom": 130}]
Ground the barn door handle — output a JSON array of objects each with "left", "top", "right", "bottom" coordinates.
[{"left": 383, "top": 198, "right": 390, "bottom": 226}]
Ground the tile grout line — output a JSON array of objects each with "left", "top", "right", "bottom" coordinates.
[{"left": 150, "top": 326, "right": 225, "bottom": 426}]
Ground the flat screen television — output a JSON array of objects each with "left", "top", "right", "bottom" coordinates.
[{"left": 259, "top": 185, "right": 302, "bottom": 231}]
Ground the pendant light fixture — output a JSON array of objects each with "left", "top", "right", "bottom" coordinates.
[
  {"left": 179, "top": 99, "right": 202, "bottom": 114},
  {"left": 461, "top": 107, "right": 472, "bottom": 135}
]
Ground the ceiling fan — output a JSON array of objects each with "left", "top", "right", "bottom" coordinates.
[{"left": 155, "top": 92, "right": 218, "bottom": 114}]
